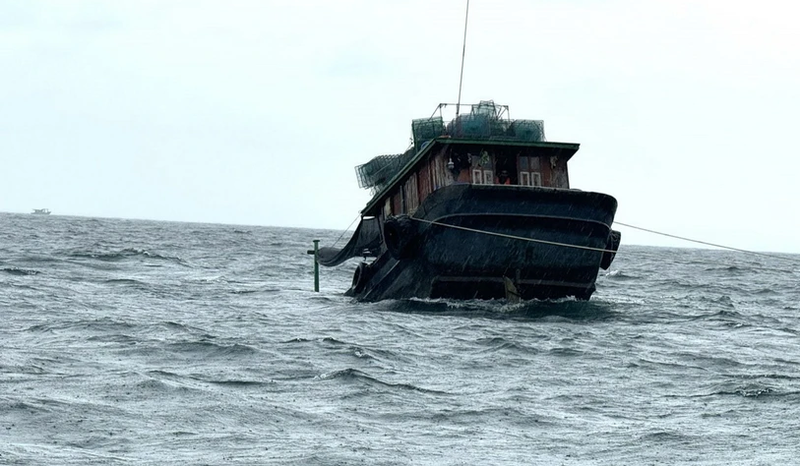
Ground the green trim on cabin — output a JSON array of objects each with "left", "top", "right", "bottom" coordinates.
[
  {"left": 440, "top": 139, "right": 580, "bottom": 151},
  {"left": 361, "top": 137, "right": 581, "bottom": 216}
]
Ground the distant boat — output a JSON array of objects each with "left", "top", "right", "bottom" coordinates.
[{"left": 31, "top": 208, "right": 51, "bottom": 215}]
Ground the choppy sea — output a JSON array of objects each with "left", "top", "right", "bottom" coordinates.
[{"left": 2, "top": 212, "right": 799, "bottom": 465}]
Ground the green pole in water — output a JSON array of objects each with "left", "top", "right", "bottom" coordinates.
[
  {"left": 307, "top": 240, "right": 320, "bottom": 292},
  {"left": 313, "top": 240, "right": 320, "bottom": 292}
]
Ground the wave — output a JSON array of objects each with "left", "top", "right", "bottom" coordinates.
[
  {"left": 704, "top": 295, "right": 736, "bottom": 308},
  {"left": 1, "top": 266, "right": 41, "bottom": 276},
  {"left": 603, "top": 270, "right": 639, "bottom": 280},
  {"left": 205, "top": 379, "right": 271, "bottom": 387},
  {"left": 134, "top": 378, "right": 184, "bottom": 393},
  {"left": 67, "top": 247, "right": 188, "bottom": 266},
  {"left": 638, "top": 430, "right": 700, "bottom": 444},
  {"left": 715, "top": 384, "right": 779, "bottom": 398},
  {"left": 703, "top": 265, "right": 746, "bottom": 274},
  {"left": 165, "top": 340, "right": 260, "bottom": 358},
  {"left": 321, "top": 336, "right": 348, "bottom": 346},
  {"left": 103, "top": 278, "right": 147, "bottom": 286},
  {"left": 85, "top": 333, "right": 139, "bottom": 344},
  {"left": 475, "top": 336, "right": 540, "bottom": 355},
  {"left": 25, "top": 317, "right": 137, "bottom": 335},
  {"left": 281, "top": 336, "right": 349, "bottom": 345},
  {"left": 282, "top": 337, "right": 313, "bottom": 344},
  {"left": 697, "top": 376, "right": 800, "bottom": 399},
  {"left": 0, "top": 399, "right": 55, "bottom": 414},
  {"left": 315, "top": 368, "right": 447, "bottom": 394},
  {"left": 428, "top": 405, "right": 545, "bottom": 427},
  {"left": 690, "top": 308, "right": 742, "bottom": 323},
  {"left": 0, "top": 362, "right": 48, "bottom": 376},
  {"left": 382, "top": 297, "right": 618, "bottom": 322},
  {"left": 280, "top": 337, "right": 399, "bottom": 362},
  {"left": 141, "top": 369, "right": 271, "bottom": 388}
]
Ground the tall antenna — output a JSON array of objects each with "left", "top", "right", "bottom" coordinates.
[{"left": 455, "top": 0, "right": 470, "bottom": 116}]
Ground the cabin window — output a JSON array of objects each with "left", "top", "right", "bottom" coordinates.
[
  {"left": 472, "top": 169, "right": 494, "bottom": 185},
  {"left": 519, "top": 171, "right": 542, "bottom": 187},
  {"left": 518, "top": 156, "right": 542, "bottom": 187},
  {"left": 470, "top": 150, "right": 495, "bottom": 185}
]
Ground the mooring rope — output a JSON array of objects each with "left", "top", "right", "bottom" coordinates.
[
  {"left": 407, "top": 216, "right": 798, "bottom": 265},
  {"left": 614, "top": 221, "right": 800, "bottom": 263},
  {"left": 409, "top": 217, "right": 618, "bottom": 254}
]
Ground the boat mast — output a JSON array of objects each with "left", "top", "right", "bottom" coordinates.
[{"left": 455, "top": 0, "right": 470, "bottom": 117}]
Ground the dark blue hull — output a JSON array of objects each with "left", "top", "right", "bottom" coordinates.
[{"left": 347, "top": 184, "right": 619, "bottom": 301}]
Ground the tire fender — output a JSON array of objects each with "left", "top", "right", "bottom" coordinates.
[
  {"left": 350, "top": 262, "right": 372, "bottom": 294},
  {"left": 600, "top": 230, "right": 621, "bottom": 270},
  {"left": 383, "top": 215, "right": 418, "bottom": 260}
]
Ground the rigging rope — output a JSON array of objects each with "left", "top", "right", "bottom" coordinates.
[
  {"left": 455, "top": 0, "right": 470, "bottom": 116},
  {"left": 331, "top": 214, "right": 361, "bottom": 248}
]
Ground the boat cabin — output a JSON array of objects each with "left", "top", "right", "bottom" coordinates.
[{"left": 357, "top": 101, "right": 580, "bottom": 220}]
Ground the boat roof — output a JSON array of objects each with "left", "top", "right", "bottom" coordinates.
[{"left": 361, "top": 137, "right": 580, "bottom": 216}]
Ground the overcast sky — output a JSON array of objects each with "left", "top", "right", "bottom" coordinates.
[{"left": 2, "top": 0, "right": 799, "bottom": 253}]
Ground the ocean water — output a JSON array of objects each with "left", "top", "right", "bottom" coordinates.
[{"left": 2, "top": 212, "right": 799, "bottom": 465}]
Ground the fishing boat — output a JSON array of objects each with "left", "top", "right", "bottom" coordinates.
[
  {"left": 31, "top": 208, "right": 51, "bottom": 215},
  {"left": 317, "top": 100, "right": 620, "bottom": 301}
]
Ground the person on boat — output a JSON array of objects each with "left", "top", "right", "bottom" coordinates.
[{"left": 498, "top": 170, "right": 511, "bottom": 185}]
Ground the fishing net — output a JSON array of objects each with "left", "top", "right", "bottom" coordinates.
[
  {"left": 445, "top": 101, "right": 545, "bottom": 142},
  {"left": 355, "top": 150, "right": 416, "bottom": 194},
  {"left": 355, "top": 100, "right": 546, "bottom": 192},
  {"left": 411, "top": 117, "right": 445, "bottom": 152}
]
